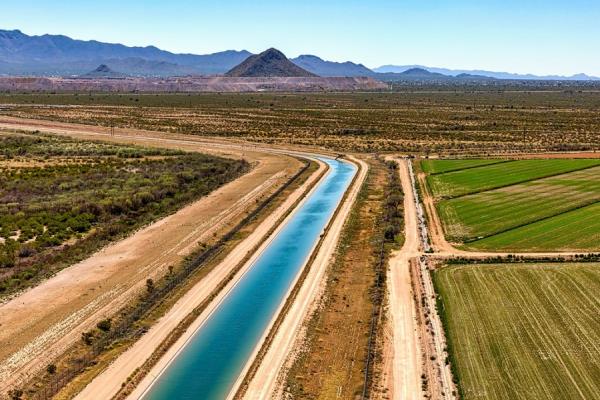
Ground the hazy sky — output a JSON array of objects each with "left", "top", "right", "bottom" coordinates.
[{"left": 1, "top": 0, "right": 599, "bottom": 75}]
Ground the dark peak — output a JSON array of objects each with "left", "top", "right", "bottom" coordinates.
[
  {"left": 0, "top": 29, "right": 25, "bottom": 39},
  {"left": 226, "top": 48, "right": 317, "bottom": 77},
  {"left": 80, "top": 64, "right": 126, "bottom": 78},
  {"left": 258, "top": 48, "right": 287, "bottom": 61},
  {"left": 95, "top": 64, "right": 112, "bottom": 73},
  {"left": 296, "top": 54, "right": 324, "bottom": 61},
  {"left": 402, "top": 67, "right": 431, "bottom": 75}
]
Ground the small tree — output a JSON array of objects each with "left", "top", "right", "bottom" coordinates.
[
  {"left": 97, "top": 318, "right": 112, "bottom": 332},
  {"left": 146, "top": 278, "right": 154, "bottom": 294},
  {"left": 82, "top": 331, "right": 94, "bottom": 345},
  {"left": 8, "top": 389, "right": 23, "bottom": 400},
  {"left": 46, "top": 364, "right": 57, "bottom": 374}
]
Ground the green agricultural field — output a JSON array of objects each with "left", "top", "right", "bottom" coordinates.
[
  {"left": 426, "top": 159, "right": 600, "bottom": 198},
  {"left": 437, "top": 166, "right": 600, "bottom": 242},
  {"left": 0, "top": 132, "right": 248, "bottom": 295},
  {"left": 464, "top": 202, "right": 600, "bottom": 251},
  {"left": 420, "top": 159, "right": 507, "bottom": 174},
  {"left": 434, "top": 263, "right": 600, "bottom": 400}
]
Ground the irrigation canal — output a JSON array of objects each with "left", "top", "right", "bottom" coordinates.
[{"left": 141, "top": 157, "right": 356, "bottom": 400}]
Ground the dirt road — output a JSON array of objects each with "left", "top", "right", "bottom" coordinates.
[
  {"left": 0, "top": 116, "right": 302, "bottom": 393},
  {"left": 383, "top": 159, "right": 423, "bottom": 400}
]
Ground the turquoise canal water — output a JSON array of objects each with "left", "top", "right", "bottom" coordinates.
[{"left": 142, "top": 157, "right": 356, "bottom": 400}]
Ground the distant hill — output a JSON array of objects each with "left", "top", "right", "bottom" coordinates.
[
  {"left": 373, "top": 64, "right": 600, "bottom": 81},
  {"left": 291, "top": 55, "right": 372, "bottom": 77},
  {"left": 398, "top": 67, "right": 448, "bottom": 79},
  {"left": 226, "top": 48, "right": 317, "bottom": 77},
  {"left": 79, "top": 64, "right": 126, "bottom": 78},
  {"left": 0, "top": 29, "right": 250, "bottom": 76}
]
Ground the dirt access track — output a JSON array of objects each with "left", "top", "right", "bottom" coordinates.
[
  {"left": 380, "top": 158, "right": 423, "bottom": 400},
  {"left": 0, "top": 116, "right": 305, "bottom": 393}
]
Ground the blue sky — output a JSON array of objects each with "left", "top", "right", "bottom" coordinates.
[{"left": 1, "top": 0, "right": 599, "bottom": 75}]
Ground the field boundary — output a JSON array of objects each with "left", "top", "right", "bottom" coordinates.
[{"left": 425, "top": 159, "right": 512, "bottom": 175}]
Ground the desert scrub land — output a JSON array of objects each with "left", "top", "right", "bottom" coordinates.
[
  {"left": 423, "top": 158, "right": 600, "bottom": 251},
  {"left": 1, "top": 88, "right": 600, "bottom": 154},
  {"left": 433, "top": 263, "right": 600, "bottom": 400},
  {"left": 0, "top": 132, "right": 248, "bottom": 295}
]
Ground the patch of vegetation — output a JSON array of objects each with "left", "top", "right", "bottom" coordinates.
[
  {"left": 423, "top": 158, "right": 600, "bottom": 251},
  {"left": 463, "top": 202, "right": 600, "bottom": 251},
  {"left": 0, "top": 132, "right": 248, "bottom": 295},
  {"left": 434, "top": 263, "right": 600, "bottom": 400}
]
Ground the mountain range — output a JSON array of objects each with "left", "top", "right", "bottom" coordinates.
[
  {"left": 374, "top": 65, "right": 600, "bottom": 81},
  {"left": 0, "top": 29, "right": 598, "bottom": 81}
]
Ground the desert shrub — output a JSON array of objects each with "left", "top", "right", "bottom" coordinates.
[{"left": 96, "top": 318, "right": 112, "bottom": 332}]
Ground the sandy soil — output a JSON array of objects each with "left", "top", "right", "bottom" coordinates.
[
  {"left": 382, "top": 159, "right": 423, "bottom": 400},
  {"left": 239, "top": 156, "right": 367, "bottom": 400},
  {"left": 0, "top": 116, "right": 302, "bottom": 393},
  {"left": 0, "top": 76, "right": 388, "bottom": 92}
]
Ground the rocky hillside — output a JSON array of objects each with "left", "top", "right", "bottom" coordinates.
[{"left": 226, "top": 48, "right": 317, "bottom": 77}]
